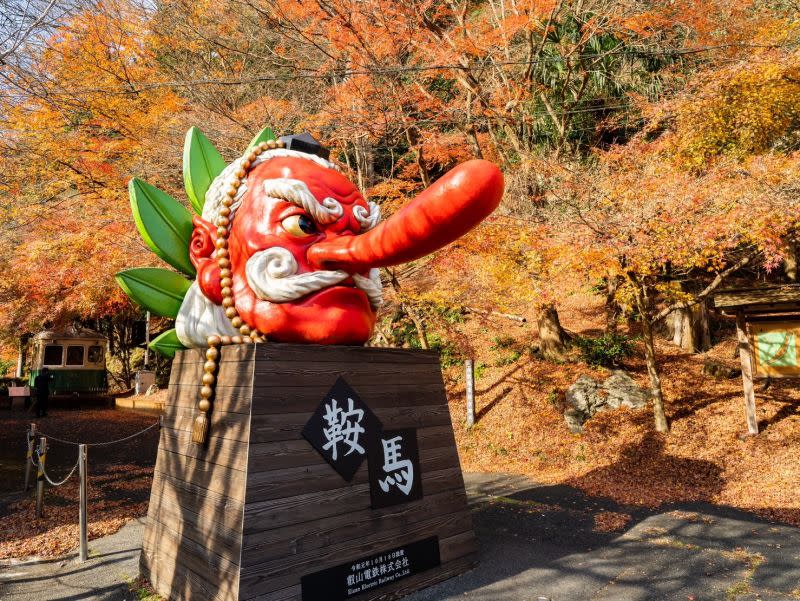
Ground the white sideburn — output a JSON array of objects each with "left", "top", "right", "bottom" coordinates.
[{"left": 175, "top": 282, "right": 239, "bottom": 348}]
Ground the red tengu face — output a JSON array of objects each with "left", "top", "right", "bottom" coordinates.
[
  {"left": 227, "top": 157, "right": 377, "bottom": 344},
  {"left": 188, "top": 151, "right": 505, "bottom": 346}
]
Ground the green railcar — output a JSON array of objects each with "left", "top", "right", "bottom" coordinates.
[{"left": 27, "top": 329, "right": 108, "bottom": 397}]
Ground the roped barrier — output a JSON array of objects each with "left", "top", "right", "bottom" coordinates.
[{"left": 22, "top": 417, "right": 161, "bottom": 562}]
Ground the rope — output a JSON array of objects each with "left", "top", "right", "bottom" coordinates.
[
  {"left": 34, "top": 449, "right": 79, "bottom": 487},
  {"left": 37, "top": 420, "right": 160, "bottom": 447}
]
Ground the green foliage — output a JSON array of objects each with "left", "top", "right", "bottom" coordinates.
[
  {"left": 183, "top": 127, "right": 226, "bottom": 214},
  {"left": 433, "top": 304, "right": 465, "bottom": 324},
  {"left": 148, "top": 329, "right": 186, "bottom": 358},
  {"left": 574, "top": 332, "right": 636, "bottom": 367},
  {"left": 426, "top": 333, "right": 463, "bottom": 367},
  {"left": 115, "top": 268, "right": 192, "bottom": 318},
  {"left": 129, "top": 178, "right": 196, "bottom": 276},
  {"left": 0, "top": 357, "right": 15, "bottom": 377},
  {"left": 490, "top": 335, "right": 516, "bottom": 350},
  {"left": 494, "top": 350, "right": 521, "bottom": 367},
  {"left": 474, "top": 362, "right": 488, "bottom": 379}
]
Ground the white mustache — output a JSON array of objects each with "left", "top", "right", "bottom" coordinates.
[{"left": 245, "top": 247, "right": 383, "bottom": 307}]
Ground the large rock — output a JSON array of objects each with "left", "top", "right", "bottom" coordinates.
[
  {"left": 564, "top": 370, "right": 649, "bottom": 432},
  {"left": 702, "top": 358, "right": 741, "bottom": 380},
  {"left": 603, "top": 370, "right": 649, "bottom": 409}
]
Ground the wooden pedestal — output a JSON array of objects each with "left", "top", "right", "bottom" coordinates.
[{"left": 140, "top": 343, "right": 476, "bottom": 601}]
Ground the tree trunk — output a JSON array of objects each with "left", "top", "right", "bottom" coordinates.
[
  {"left": 537, "top": 304, "right": 569, "bottom": 361},
  {"left": 630, "top": 279, "right": 669, "bottom": 433},
  {"left": 604, "top": 276, "right": 621, "bottom": 333},
  {"left": 669, "top": 301, "right": 711, "bottom": 353},
  {"left": 785, "top": 243, "right": 797, "bottom": 282},
  {"left": 404, "top": 303, "right": 430, "bottom": 350}
]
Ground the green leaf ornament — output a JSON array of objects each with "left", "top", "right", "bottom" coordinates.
[
  {"left": 149, "top": 329, "right": 187, "bottom": 358},
  {"left": 129, "top": 178, "right": 196, "bottom": 276},
  {"left": 115, "top": 268, "right": 192, "bottom": 319},
  {"left": 246, "top": 126, "right": 276, "bottom": 152},
  {"left": 183, "top": 126, "right": 226, "bottom": 214}
]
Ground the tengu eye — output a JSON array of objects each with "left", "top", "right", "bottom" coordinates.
[{"left": 282, "top": 214, "right": 318, "bottom": 237}]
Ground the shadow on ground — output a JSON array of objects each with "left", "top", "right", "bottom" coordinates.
[{"left": 406, "top": 473, "right": 800, "bottom": 601}]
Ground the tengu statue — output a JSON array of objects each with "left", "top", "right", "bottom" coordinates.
[{"left": 118, "top": 127, "right": 503, "bottom": 441}]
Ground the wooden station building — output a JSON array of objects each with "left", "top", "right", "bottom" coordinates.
[{"left": 714, "top": 285, "right": 800, "bottom": 435}]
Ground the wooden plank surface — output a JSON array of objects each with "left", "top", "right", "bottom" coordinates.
[
  {"left": 243, "top": 465, "right": 466, "bottom": 533},
  {"left": 247, "top": 424, "right": 455, "bottom": 472},
  {"left": 714, "top": 285, "right": 800, "bottom": 308},
  {"left": 144, "top": 344, "right": 473, "bottom": 601},
  {"left": 245, "top": 443, "right": 460, "bottom": 504},
  {"left": 242, "top": 488, "right": 470, "bottom": 565}
]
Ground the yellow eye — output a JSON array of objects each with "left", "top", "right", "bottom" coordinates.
[{"left": 282, "top": 214, "right": 318, "bottom": 237}]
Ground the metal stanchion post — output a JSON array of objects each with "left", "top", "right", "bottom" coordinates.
[
  {"left": 24, "top": 423, "right": 37, "bottom": 491},
  {"left": 78, "top": 444, "right": 88, "bottom": 562},
  {"left": 35, "top": 436, "right": 46, "bottom": 518},
  {"left": 465, "top": 359, "right": 475, "bottom": 428}
]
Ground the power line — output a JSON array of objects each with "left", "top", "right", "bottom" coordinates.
[{"left": 0, "top": 42, "right": 782, "bottom": 97}]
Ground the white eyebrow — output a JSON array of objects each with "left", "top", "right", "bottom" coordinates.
[{"left": 262, "top": 178, "right": 343, "bottom": 224}]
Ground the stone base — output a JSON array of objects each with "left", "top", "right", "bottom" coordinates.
[{"left": 140, "top": 343, "right": 476, "bottom": 601}]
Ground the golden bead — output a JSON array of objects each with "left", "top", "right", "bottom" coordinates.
[
  {"left": 204, "top": 360, "right": 217, "bottom": 373},
  {"left": 222, "top": 198, "right": 233, "bottom": 209},
  {"left": 221, "top": 286, "right": 232, "bottom": 297},
  {"left": 247, "top": 152, "right": 257, "bottom": 163},
  {"left": 232, "top": 335, "right": 243, "bottom": 344},
  {"left": 239, "top": 325, "right": 251, "bottom": 336},
  {"left": 242, "top": 160, "right": 251, "bottom": 169},
  {"left": 216, "top": 240, "right": 228, "bottom": 252},
  {"left": 219, "top": 206, "right": 231, "bottom": 217},
  {"left": 202, "top": 372, "right": 215, "bottom": 386},
  {"left": 207, "top": 335, "right": 221, "bottom": 347},
  {"left": 225, "top": 307, "right": 238, "bottom": 318},
  {"left": 205, "top": 347, "right": 219, "bottom": 361},
  {"left": 242, "top": 336, "right": 253, "bottom": 344},
  {"left": 231, "top": 179, "right": 241, "bottom": 188},
  {"left": 216, "top": 248, "right": 229, "bottom": 259},
  {"left": 219, "top": 268, "right": 231, "bottom": 278},
  {"left": 216, "top": 226, "right": 228, "bottom": 237},
  {"left": 198, "top": 399, "right": 211, "bottom": 412},
  {"left": 200, "top": 385, "right": 214, "bottom": 399},
  {"left": 220, "top": 335, "right": 232, "bottom": 345},
  {"left": 231, "top": 316, "right": 243, "bottom": 328},
  {"left": 220, "top": 277, "right": 233, "bottom": 288},
  {"left": 277, "top": 139, "right": 286, "bottom": 148},
  {"left": 258, "top": 141, "right": 269, "bottom": 151},
  {"left": 235, "top": 168, "right": 246, "bottom": 178},
  {"left": 222, "top": 296, "right": 235, "bottom": 308},
  {"left": 218, "top": 258, "right": 231, "bottom": 269},
  {"left": 217, "top": 217, "right": 230, "bottom": 227}
]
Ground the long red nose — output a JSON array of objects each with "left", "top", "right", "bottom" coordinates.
[{"left": 308, "top": 160, "right": 504, "bottom": 271}]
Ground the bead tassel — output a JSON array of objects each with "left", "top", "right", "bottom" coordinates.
[{"left": 192, "top": 138, "right": 285, "bottom": 444}]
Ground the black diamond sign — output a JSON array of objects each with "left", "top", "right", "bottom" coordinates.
[
  {"left": 302, "top": 377, "right": 383, "bottom": 481},
  {"left": 368, "top": 428, "right": 423, "bottom": 509}
]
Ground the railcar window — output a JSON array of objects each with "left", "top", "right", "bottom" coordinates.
[
  {"left": 43, "top": 345, "right": 63, "bottom": 366},
  {"left": 87, "top": 346, "right": 103, "bottom": 364},
  {"left": 66, "top": 345, "right": 85, "bottom": 366}
]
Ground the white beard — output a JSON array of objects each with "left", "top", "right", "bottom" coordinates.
[
  {"left": 175, "top": 282, "right": 238, "bottom": 348},
  {"left": 246, "top": 246, "right": 383, "bottom": 307}
]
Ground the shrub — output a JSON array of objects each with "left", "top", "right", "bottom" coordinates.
[{"left": 574, "top": 332, "right": 636, "bottom": 367}]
